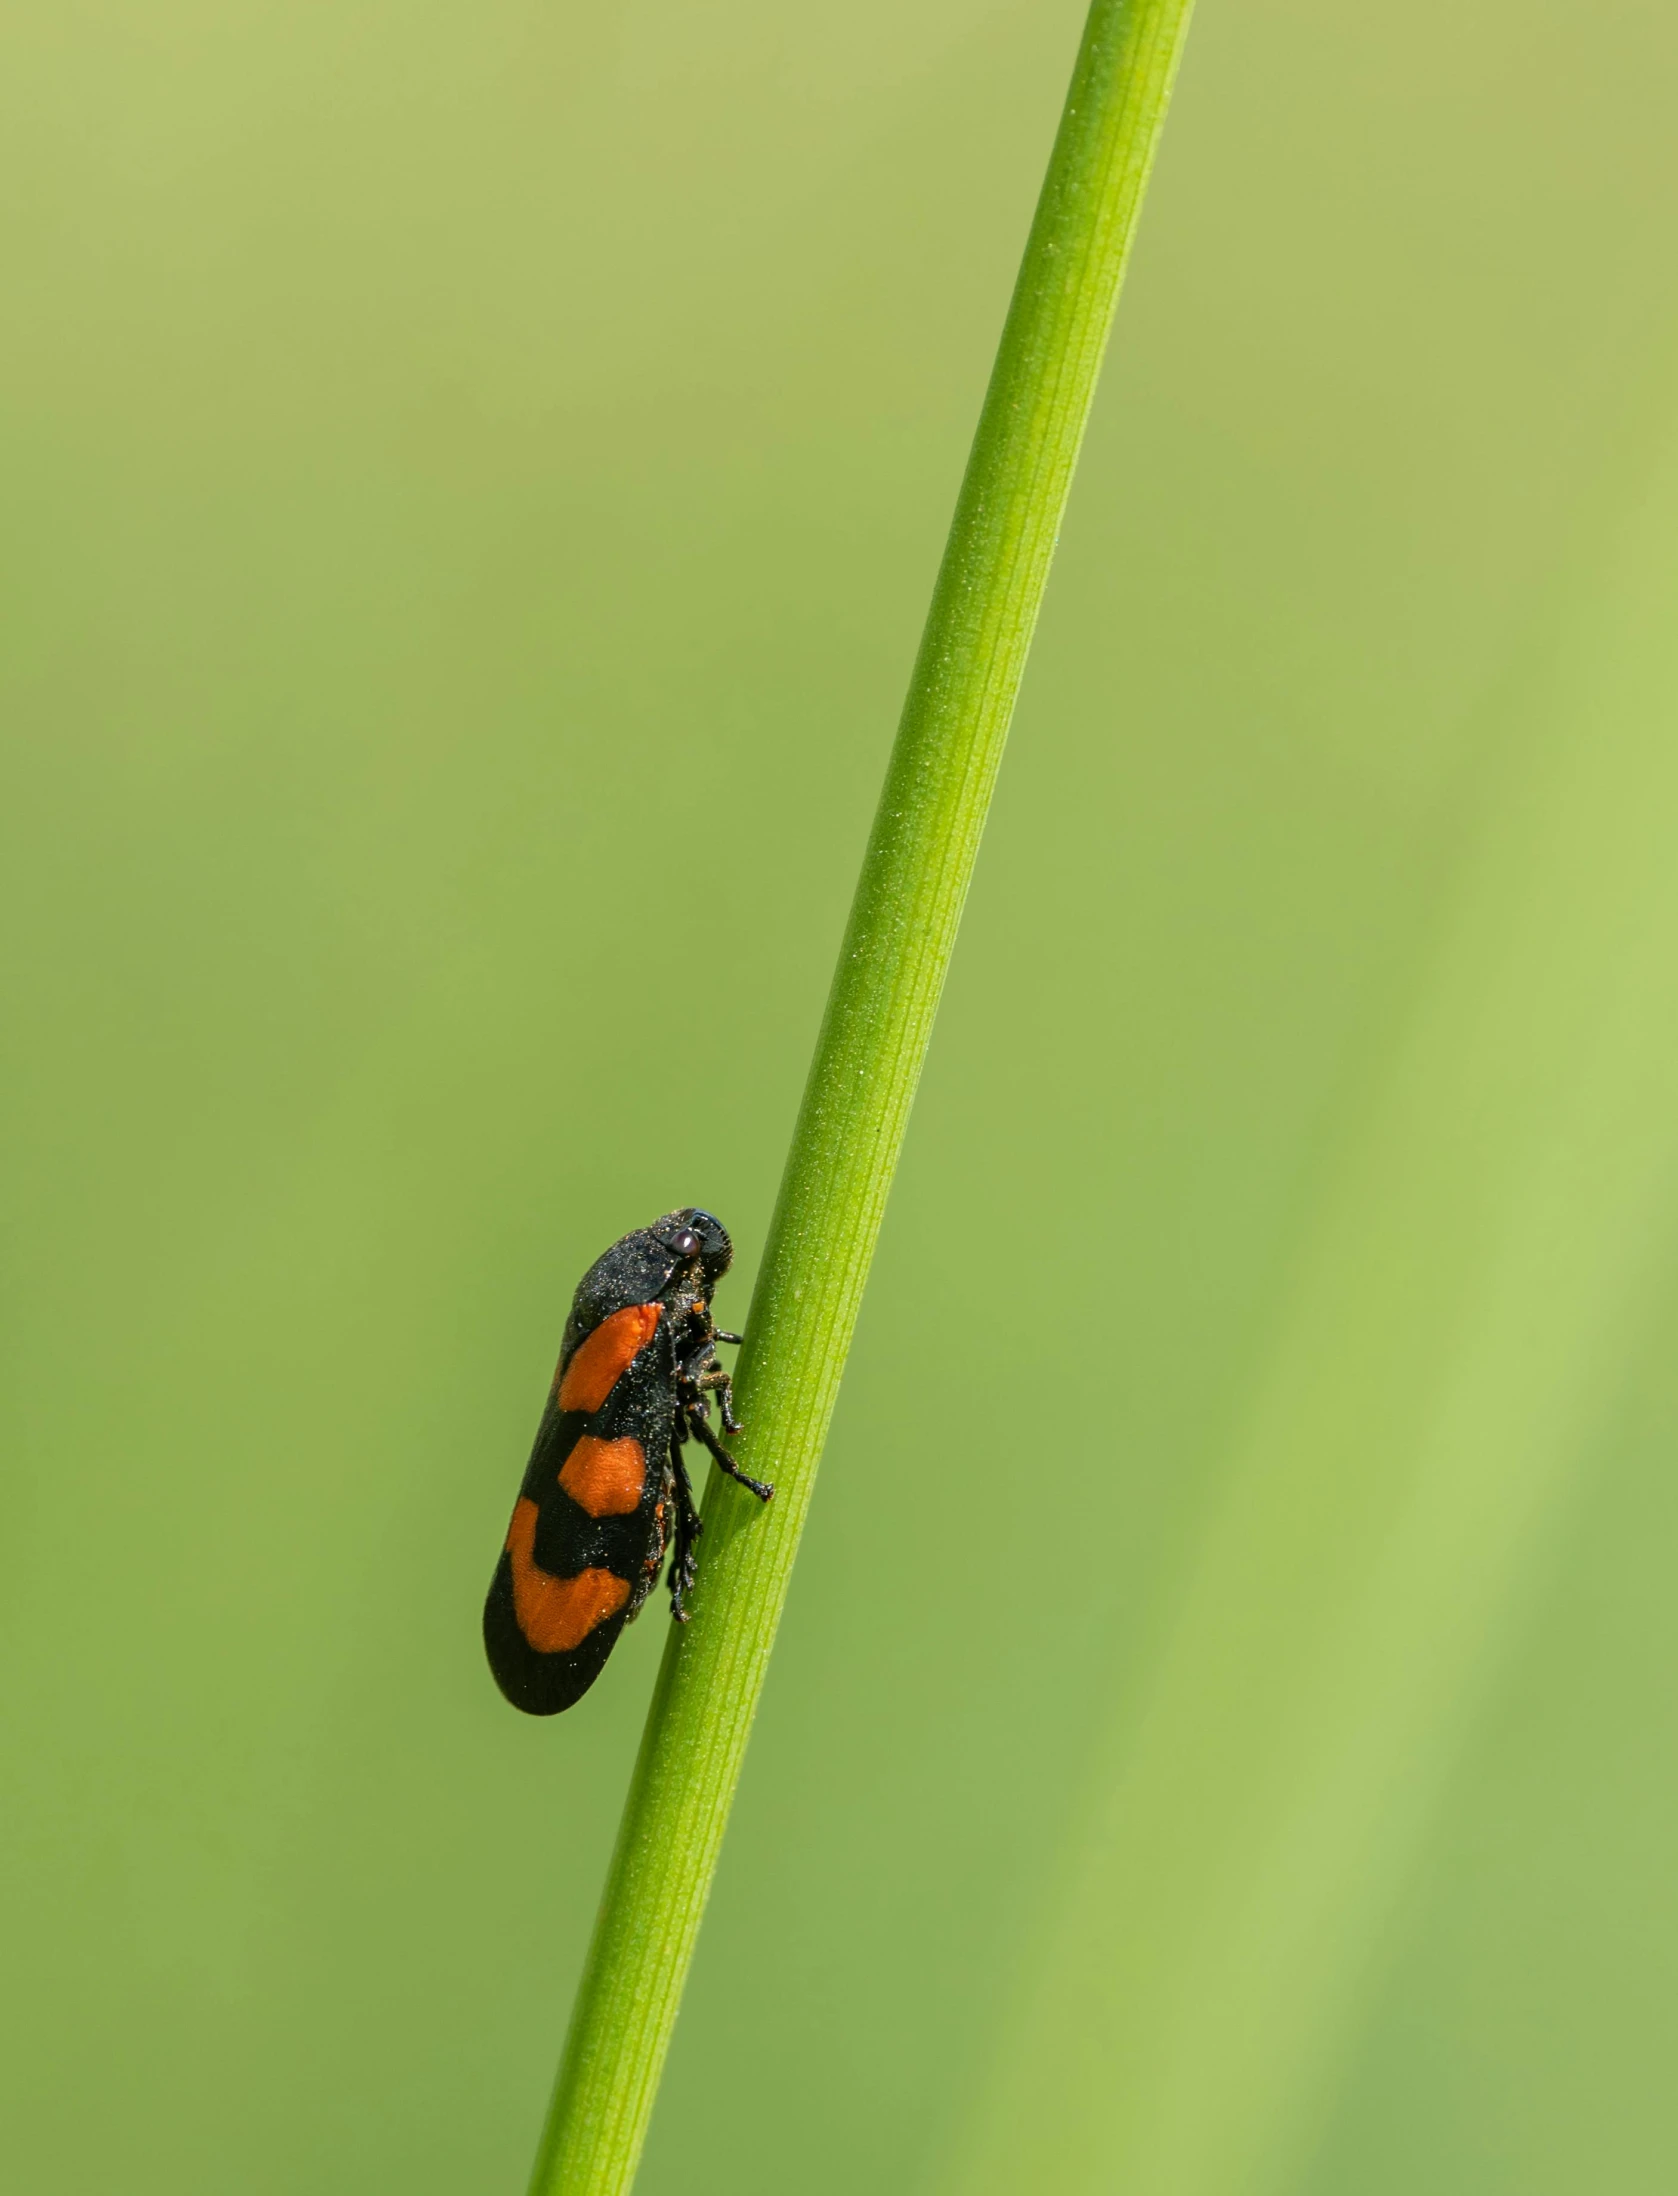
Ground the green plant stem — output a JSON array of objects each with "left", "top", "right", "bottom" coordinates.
[{"left": 528, "top": 3, "right": 1195, "bottom": 2188}]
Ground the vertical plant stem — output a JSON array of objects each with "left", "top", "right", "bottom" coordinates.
[{"left": 529, "top": 3, "right": 1195, "bottom": 2189}]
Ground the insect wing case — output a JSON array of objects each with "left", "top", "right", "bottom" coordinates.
[{"left": 483, "top": 1228, "right": 684, "bottom": 1715}]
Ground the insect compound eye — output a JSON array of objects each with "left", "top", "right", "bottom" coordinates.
[{"left": 670, "top": 1228, "right": 701, "bottom": 1259}]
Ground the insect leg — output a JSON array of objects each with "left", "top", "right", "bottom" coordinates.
[
  {"left": 685, "top": 1402, "right": 774, "bottom": 1502},
  {"left": 667, "top": 1432, "right": 703, "bottom": 1621},
  {"left": 692, "top": 1363, "right": 743, "bottom": 1434}
]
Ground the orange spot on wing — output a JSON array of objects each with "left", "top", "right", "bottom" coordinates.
[
  {"left": 505, "top": 1498, "right": 630, "bottom": 1651},
  {"left": 559, "top": 1435, "right": 647, "bottom": 1517},
  {"left": 557, "top": 1302, "right": 661, "bottom": 1412}
]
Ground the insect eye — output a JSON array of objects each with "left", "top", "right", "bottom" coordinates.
[{"left": 671, "top": 1228, "right": 700, "bottom": 1258}]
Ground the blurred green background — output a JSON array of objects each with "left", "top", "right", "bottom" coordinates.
[{"left": 5, "top": 1, "right": 1678, "bottom": 2191}]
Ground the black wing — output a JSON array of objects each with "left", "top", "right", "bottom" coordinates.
[{"left": 483, "top": 1309, "right": 676, "bottom": 1715}]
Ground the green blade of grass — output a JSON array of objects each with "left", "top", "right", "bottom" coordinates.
[{"left": 528, "top": 4, "right": 1197, "bottom": 2189}]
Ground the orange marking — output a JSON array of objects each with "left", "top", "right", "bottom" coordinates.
[
  {"left": 557, "top": 1302, "right": 661, "bottom": 1412},
  {"left": 558, "top": 1435, "right": 647, "bottom": 1518},
  {"left": 505, "top": 1498, "right": 630, "bottom": 1651}
]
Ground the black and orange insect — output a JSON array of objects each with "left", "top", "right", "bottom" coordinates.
[{"left": 483, "top": 1209, "right": 773, "bottom": 1715}]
